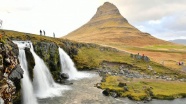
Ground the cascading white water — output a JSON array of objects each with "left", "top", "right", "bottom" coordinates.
[
  {"left": 30, "top": 43, "right": 69, "bottom": 98},
  {"left": 58, "top": 47, "right": 92, "bottom": 80},
  {"left": 14, "top": 41, "right": 38, "bottom": 104}
]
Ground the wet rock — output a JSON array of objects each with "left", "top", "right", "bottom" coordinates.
[
  {"left": 60, "top": 73, "right": 69, "bottom": 80},
  {"left": 25, "top": 47, "right": 35, "bottom": 80},
  {"left": 60, "top": 80, "right": 73, "bottom": 85},
  {"left": 110, "top": 92, "right": 118, "bottom": 98},
  {"left": 102, "top": 89, "right": 110, "bottom": 96},
  {"left": 33, "top": 41, "right": 60, "bottom": 80}
]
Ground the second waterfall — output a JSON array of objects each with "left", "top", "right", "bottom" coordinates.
[
  {"left": 58, "top": 47, "right": 92, "bottom": 80},
  {"left": 29, "top": 42, "right": 69, "bottom": 98}
]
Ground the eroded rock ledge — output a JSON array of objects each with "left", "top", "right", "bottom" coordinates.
[{"left": 0, "top": 34, "right": 23, "bottom": 104}]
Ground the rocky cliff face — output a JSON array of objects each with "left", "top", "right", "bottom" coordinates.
[
  {"left": 0, "top": 34, "right": 23, "bottom": 104},
  {"left": 25, "top": 47, "right": 35, "bottom": 80},
  {"left": 32, "top": 41, "right": 61, "bottom": 80}
]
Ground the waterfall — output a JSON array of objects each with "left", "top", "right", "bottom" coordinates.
[
  {"left": 29, "top": 43, "right": 69, "bottom": 98},
  {"left": 14, "top": 41, "right": 69, "bottom": 100},
  {"left": 14, "top": 41, "right": 38, "bottom": 104},
  {"left": 58, "top": 47, "right": 91, "bottom": 80}
]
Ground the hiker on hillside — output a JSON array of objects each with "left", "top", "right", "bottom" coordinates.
[
  {"left": 179, "top": 62, "right": 181, "bottom": 66},
  {"left": 0, "top": 20, "right": 2, "bottom": 28},
  {"left": 43, "top": 30, "right": 45, "bottom": 36},
  {"left": 53, "top": 32, "right": 55, "bottom": 38},
  {"left": 40, "top": 30, "right": 42, "bottom": 36}
]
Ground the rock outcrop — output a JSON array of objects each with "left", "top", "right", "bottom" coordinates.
[
  {"left": 32, "top": 41, "right": 61, "bottom": 80},
  {"left": 25, "top": 47, "right": 35, "bottom": 80},
  {"left": 0, "top": 33, "right": 23, "bottom": 104}
]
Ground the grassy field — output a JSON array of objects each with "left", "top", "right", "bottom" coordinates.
[
  {"left": 101, "top": 76, "right": 186, "bottom": 100},
  {"left": 74, "top": 47, "right": 186, "bottom": 78},
  {"left": 2, "top": 29, "right": 186, "bottom": 77},
  {"left": 2, "top": 29, "right": 186, "bottom": 101}
]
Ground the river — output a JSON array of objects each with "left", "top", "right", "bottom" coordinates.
[{"left": 38, "top": 72, "right": 186, "bottom": 104}]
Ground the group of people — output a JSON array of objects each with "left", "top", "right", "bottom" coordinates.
[
  {"left": 40, "top": 30, "right": 45, "bottom": 36},
  {"left": 40, "top": 30, "right": 56, "bottom": 38},
  {"left": 0, "top": 34, "right": 18, "bottom": 104},
  {"left": 178, "top": 61, "right": 184, "bottom": 66}
]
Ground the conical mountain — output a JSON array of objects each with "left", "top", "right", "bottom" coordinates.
[{"left": 64, "top": 2, "right": 169, "bottom": 48}]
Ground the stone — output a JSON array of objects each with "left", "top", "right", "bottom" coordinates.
[
  {"left": 8, "top": 64, "right": 24, "bottom": 80},
  {"left": 147, "top": 65, "right": 153, "bottom": 70},
  {"left": 60, "top": 73, "right": 69, "bottom": 80},
  {"left": 60, "top": 80, "right": 73, "bottom": 85},
  {"left": 119, "top": 70, "right": 124, "bottom": 74},
  {"left": 102, "top": 89, "right": 110, "bottom": 96},
  {"left": 124, "top": 86, "right": 129, "bottom": 91},
  {"left": 95, "top": 83, "right": 101, "bottom": 88},
  {"left": 101, "top": 78, "right": 106, "bottom": 82},
  {"left": 118, "top": 82, "right": 126, "bottom": 87},
  {"left": 144, "top": 56, "right": 150, "bottom": 62},
  {"left": 110, "top": 92, "right": 118, "bottom": 98}
]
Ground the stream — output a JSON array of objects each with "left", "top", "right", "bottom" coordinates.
[{"left": 38, "top": 72, "right": 186, "bottom": 104}]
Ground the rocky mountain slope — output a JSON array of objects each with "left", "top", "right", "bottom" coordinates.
[{"left": 64, "top": 2, "right": 169, "bottom": 47}]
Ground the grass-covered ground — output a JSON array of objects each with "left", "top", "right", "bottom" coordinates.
[
  {"left": 1, "top": 29, "right": 186, "bottom": 101},
  {"left": 74, "top": 47, "right": 186, "bottom": 78},
  {"left": 101, "top": 76, "right": 186, "bottom": 101}
]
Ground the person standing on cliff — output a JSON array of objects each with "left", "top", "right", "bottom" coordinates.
[
  {"left": 40, "top": 30, "right": 42, "bottom": 36},
  {"left": 43, "top": 30, "right": 45, "bottom": 36},
  {"left": 53, "top": 32, "right": 55, "bottom": 38},
  {"left": 0, "top": 19, "right": 2, "bottom": 28}
]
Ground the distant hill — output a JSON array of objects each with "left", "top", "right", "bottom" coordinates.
[
  {"left": 170, "top": 39, "right": 186, "bottom": 45},
  {"left": 64, "top": 2, "right": 170, "bottom": 47}
]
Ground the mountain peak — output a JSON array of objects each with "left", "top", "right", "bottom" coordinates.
[
  {"left": 64, "top": 2, "right": 168, "bottom": 47},
  {"left": 91, "top": 2, "right": 122, "bottom": 21},
  {"left": 89, "top": 2, "right": 127, "bottom": 24},
  {"left": 98, "top": 2, "right": 119, "bottom": 13}
]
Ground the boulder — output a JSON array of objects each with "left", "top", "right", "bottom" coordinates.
[
  {"left": 110, "top": 92, "right": 118, "bottom": 98},
  {"left": 102, "top": 89, "right": 110, "bottom": 96},
  {"left": 124, "top": 86, "right": 129, "bottom": 91},
  {"left": 118, "top": 82, "right": 126, "bottom": 87},
  {"left": 8, "top": 65, "right": 24, "bottom": 80},
  {"left": 60, "top": 73, "right": 69, "bottom": 80}
]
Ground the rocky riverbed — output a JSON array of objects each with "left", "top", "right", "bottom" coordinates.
[
  {"left": 38, "top": 72, "right": 128, "bottom": 104},
  {"left": 38, "top": 71, "right": 186, "bottom": 104}
]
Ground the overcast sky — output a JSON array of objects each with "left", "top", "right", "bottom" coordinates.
[{"left": 0, "top": 0, "right": 186, "bottom": 40}]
